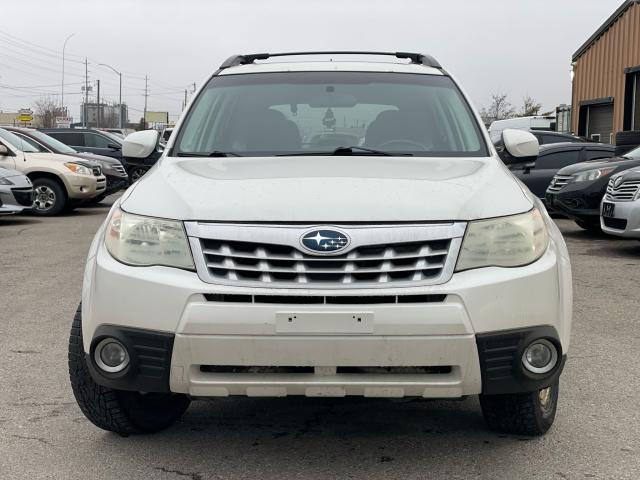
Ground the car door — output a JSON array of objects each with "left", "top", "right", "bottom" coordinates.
[
  {"left": 83, "top": 132, "right": 122, "bottom": 159},
  {"left": 516, "top": 149, "right": 582, "bottom": 198}
]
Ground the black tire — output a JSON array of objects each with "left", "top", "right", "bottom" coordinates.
[
  {"left": 68, "top": 305, "right": 190, "bottom": 435},
  {"left": 31, "top": 177, "right": 67, "bottom": 216},
  {"left": 89, "top": 194, "right": 107, "bottom": 204},
  {"left": 480, "top": 382, "right": 559, "bottom": 436},
  {"left": 575, "top": 219, "right": 601, "bottom": 232}
]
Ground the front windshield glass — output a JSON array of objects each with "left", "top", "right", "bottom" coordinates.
[
  {"left": 624, "top": 145, "right": 640, "bottom": 158},
  {"left": 0, "top": 128, "right": 40, "bottom": 153},
  {"left": 174, "top": 72, "right": 487, "bottom": 157},
  {"left": 29, "top": 130, "right": 77, "bottom": 154}
]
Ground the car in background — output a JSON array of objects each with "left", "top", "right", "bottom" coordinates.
[
  {"left": 40, "top": 128, "right": 124, "bottom": 161},
  {"left": 100, "top": 128, "right": 134, "bottom": 138},
  {"left": 5, "top": 127, "right": 128, "bottom": 201},
  {"left": 0, "top": 166, "right": 34, "bottom": 215},
  {"left": 160, "top": 127, "right": 173, "bottom": 146},
  {"left": 0, "top": 128, "right": 106, "bottom": 216},
  {"left": 546, "top": 145, "right": 640, "bottom": 231},
  {"left": 530, "top": 131, "right": 587, "bottom": 146},
  {"left": 600, "top": 166, "right": 640, "bottom": 238},
  {"left": 510, "top": 142, "right": 615, "bottom": 199}
]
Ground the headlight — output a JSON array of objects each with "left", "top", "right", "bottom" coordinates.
[
  {"left": 0, "top": 177, "right": 14, "bottom": 185},
  {"left": 64, "top": 162, "right": 92, "bottom": 175},
  {"left": 570, "top": 167, "right": 615, "bottom": 183},
  {"left": 455, "top": 208, "right": 549, "bottom": 272},
  {"left": 105, "top": 207, "right": 195, "bottom": 269}
]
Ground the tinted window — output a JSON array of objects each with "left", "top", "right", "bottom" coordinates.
[
  {"left": 85, "top": 133, "right": 113, "bottom": 148},
  {"left": 49, "top": 132, "right": 85, "bottom": 147},
  {"left": 584, "top": 149, "right": 614, "bottom": 161},
  {"left": 176, "top": 71, "right": 488, "bottom": 157},
  {"left": 537, "top": 151, "right": 581, "bottom": 169},
  {"left": 13, "top": 133, "right": 47, "bottom": 152}
]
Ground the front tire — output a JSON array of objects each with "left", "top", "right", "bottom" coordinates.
[
  {"left": 68, "top": 305, "right": 190, "bottom": 434},
  {"left": 480, "top": 382, "right": 559, "bottom": 436},
  {"left": 31, "top": 178, "right": 66, "bottom": 216}
]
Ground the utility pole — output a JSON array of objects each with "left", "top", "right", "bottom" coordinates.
[
  {"left": 96, "top": 79, "right": 101, "bottom": 128},
  {"left": 143, "top": 75, "right": 148, "bottom": 129},
  {"left": 84, "top": 58, "right": 88, "bottom": 127},
  {"left": 98, "top": 63, "right": 123, "bottom": 128}
]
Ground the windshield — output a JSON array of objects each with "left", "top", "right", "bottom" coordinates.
[
  {"left": 623, "top": 145, "right": 640, "bottom": 158},
  {"left": 28, "top": 130, "right": 78, "bottom": 154},
  {"left": 174, "top": 72, "right": 487, "bottom": 157},
  {"left": 99, "top": 130, "right": 123, "bottom": 144},
  {"left": 0, "top": 128, "right": 40, "bottom": 153}
]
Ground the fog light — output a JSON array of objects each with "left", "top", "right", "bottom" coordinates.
[
  {"left": 522, "top": 339, "right": 558, "bottom": 374},
  {"left": 94, "top": 338, "right": 129, "bottom": 373}
]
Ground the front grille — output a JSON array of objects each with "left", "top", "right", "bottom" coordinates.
[
  {"left": 605, "top": 179, "right": 640, "bottom": 202},
  {"left": 11, "top": 188, "right": 34, "bottom": 207},
  {"left": 546, "top": 174, "right": 573, "bottom": 193},
  {"left": 204, "top": 293, "right": 447, "bottom": 304},
  {"left": 603, "top": 217, "right": 628, "bottom": 230},
  {"left": 187, "top": 222, "right": 465, "bottom": 288},
  {"left": 113, "top": 164, "right": 126, "bottom": 175}
]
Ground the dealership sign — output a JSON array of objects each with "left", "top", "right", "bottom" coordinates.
[
  {"left": 56, "top": 117, "right": 73, "bottom": 128},
  {"left": 18, "top": 108, "right": 33, "bottom": 123}
]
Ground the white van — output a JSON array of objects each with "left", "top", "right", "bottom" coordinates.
[
  {"left": 489, "top": 116, "right": 556, "bottom": 142},
  {"left": 69, "top": 51, "right": 572, "bottom": 437}
]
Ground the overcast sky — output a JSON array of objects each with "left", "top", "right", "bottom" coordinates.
[{"left": 0, "top": 0, "right": 624, "bottom": 123}]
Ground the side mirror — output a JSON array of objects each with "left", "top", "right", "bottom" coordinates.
[
  {"left": 122, "top": 130, "right": 159, "bottom": 159},
  {"left": 107, "top": 143, "right": 121, "bottom": 151},
  {"left": 501, "top": 129, "right": 539, "bottom": 165},
  {"left": 0, "top": 144, "right": 9, "bottom": 156}
]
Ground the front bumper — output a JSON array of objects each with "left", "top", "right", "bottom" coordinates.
[
  {"left": 103, "top": 174, "right": 128, "bottom": 195},
  {"left": 601, "top": 199, "right": 640, "bottom": 238},
  {"left": 0, "top": 179, "right": 34, "bottom": 214},
  {"left": 545, "top": 180, "right": 606, "bottom": 222},
  {"left": 68, "top": 174, "right": 107, "bottom": 199},
  {"left": 81, "top": 232, "right": 572, "bottom": 398}
]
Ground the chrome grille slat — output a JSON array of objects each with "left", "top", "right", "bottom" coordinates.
[
  {"left": 186, "top": 222, "right": 466, "bottom": 289},
  {"left": 547, "top": 174, "right": 573, "bottom": 193}
]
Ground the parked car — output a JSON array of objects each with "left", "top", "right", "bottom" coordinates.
[
  {"left": 530, "top": 131, "right": 587, "bottom": 146},
  {"left": 0, "top": 128, "right": 106, "bottom": 215},
  {"left": 510, "top": 142, "right": 615, "bottom": 199},
  {"left": 42, "top": 128, "right": 160, "bottom": 182},
  {"left": 0, "top": 166, "right": 34, "bottom": 215},
  {"left": 489, "top": 115, "right": 556, "bottom": 142},
  {"left": 546, "top": 145, "right": 640, "bottom": 231},
  {"left": 600, "top": 166, "right": 640, "bottom": 237},
  {"left": 70, "top": 51, "right": 572, "bottom": 437},
  {"left": 5, "top": 127, "right": 128, "bottom": 201}
]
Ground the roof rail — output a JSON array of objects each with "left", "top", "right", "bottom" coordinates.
[{"left": 219, "top": 51, "right": 442, "bottom": 69}]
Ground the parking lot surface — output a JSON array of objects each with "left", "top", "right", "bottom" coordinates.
[{"left": 1, "top": 197, "right": 639, "bottom": 480}]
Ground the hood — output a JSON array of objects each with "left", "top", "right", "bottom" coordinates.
[
  {"left": 70, "top": 151, "right": 121, "bottom": 166},
  {"left": 22, "top": 151, "right": 100, "bottom": 167},
  {"left": 121, "top": 156, "right": 533, "bottom": 222},
  {"left": 612, "top": 166, "right": 640, "bottom": 183},
  {"left": 557, "top": 156, "right": 640, "bottom": 175},
  {"left": 0, "top": 165, "right": 23, "bottom": 178}
]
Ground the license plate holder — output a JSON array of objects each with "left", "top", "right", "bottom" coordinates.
[
  {"left": 275, "top": 311, "right": 374, "bottom": 334},
  {"left": 602, "top": 202, "right": 615, "bottom": 218}
]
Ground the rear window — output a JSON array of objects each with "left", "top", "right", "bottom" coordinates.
[{"left": 174, "top": 71, "right": 488, "bottom": 157}]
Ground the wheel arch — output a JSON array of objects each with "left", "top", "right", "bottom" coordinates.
[{"left": 26, "top": 170, "right": 71, "bottom": 198}]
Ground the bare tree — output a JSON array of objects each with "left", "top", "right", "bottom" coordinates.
[
  {"left": 480, "top": 93, "right": 515, "bottom": 126},
  {"left": 33, "top": 96, "right": 65, "bottom": 128},
  {"left": 519, "top": 96, "right": 543, "bottom": 117}
]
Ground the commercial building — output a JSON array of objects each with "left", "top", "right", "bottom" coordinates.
[{"left": 571, "top": 0, "right": 640, "bottom": 143}]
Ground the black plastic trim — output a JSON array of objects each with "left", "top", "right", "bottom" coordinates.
[
  {"left": 87, "top": 325, "right": 174, "bottom": 393},
  {"left": 476, "top": 326, "right": 566, "bottom": 395}
]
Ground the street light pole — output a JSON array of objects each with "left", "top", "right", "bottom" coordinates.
[
  {"left": 61, "top": 33, "right": 75, "bottom": 116},
  {"left": 98, "top": 63, "right": 123, "bottom": 128}
]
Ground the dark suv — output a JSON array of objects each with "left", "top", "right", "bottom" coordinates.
[
  {"left": 40, "top": 128, "right": 124, "bottom": 161},
  {"left": 511, "top": 142, "right": 615, "bottom": 199}
]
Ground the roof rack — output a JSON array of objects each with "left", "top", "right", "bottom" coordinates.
[{"left": 219, "top": 51, "right": 442, "bottom": 70}]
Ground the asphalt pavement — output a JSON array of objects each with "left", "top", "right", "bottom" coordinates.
[{"left": 1, "top": 197, "right": 639, "bottom": 479}]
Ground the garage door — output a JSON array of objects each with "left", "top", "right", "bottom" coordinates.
[{"left": 587, "top": 103, "right": 614, "bottom": 143}]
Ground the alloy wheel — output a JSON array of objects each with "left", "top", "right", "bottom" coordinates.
[{"left": 34, "top": 185, "right": 56, "bottom": 212}]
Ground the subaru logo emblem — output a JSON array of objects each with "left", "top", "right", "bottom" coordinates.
[
  {"left": 300, "top": 229, "right": 350, "bottom": 254},
  {"left": 614, "top": 176, "right": 623, "bottom": 188}
]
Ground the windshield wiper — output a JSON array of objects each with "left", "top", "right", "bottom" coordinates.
[
  {"left": 176, "top": 151, "right": 242, "bottom": 157},
  {"left": 278, "top": 146, "right": 412, "bottom": 157}
]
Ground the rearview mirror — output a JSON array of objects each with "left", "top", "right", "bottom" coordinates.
[
  {"left": 501, "top": 129, "right": 539, "bottom": 164},
  {"left": 122, "top": 130, "right": 159, "bottom": 159},
  {"left": 0, "top": 144, "right": 9, "bottom": 155},
  {"left": 107, "top": 143, "right": 121, "bottom": 151}
]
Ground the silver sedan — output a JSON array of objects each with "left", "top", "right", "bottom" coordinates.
[{"left": 0, "top": 166, "right": 34, "bottom": 215}]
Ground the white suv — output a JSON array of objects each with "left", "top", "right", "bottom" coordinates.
[{"left": 69, "top": 51, "right": 572, "bottom": 436}]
